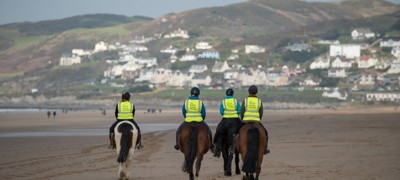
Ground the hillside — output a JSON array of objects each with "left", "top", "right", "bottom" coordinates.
[{"left": 0, "top": 0, "right": 399, "bottom": 101}]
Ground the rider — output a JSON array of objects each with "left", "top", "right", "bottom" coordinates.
[
  {"left": 174, "top": 87, "right": 215, "bottom": 151},
  {"left": 108, "top": 91, "right": 143, "bottom": 150},
  {"left": 237, "top": 85, "right": 270, "bottom": 154},
  {"left": 213, "top": 88, "right": 241, "bottom": 157}
]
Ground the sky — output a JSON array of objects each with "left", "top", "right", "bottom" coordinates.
[{"left": 0, "top": 0, "right": 399, "bottom": 25}]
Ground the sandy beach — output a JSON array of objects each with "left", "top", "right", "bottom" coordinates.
[{"left": 0, "top": 107, "right": 399, "bottom": 180}]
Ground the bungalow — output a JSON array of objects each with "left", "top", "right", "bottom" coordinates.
[
  {"left": 366, "top": 93, "right": 400, "bottom": 102},
  {"left": 245, "top": 45, "right": 266, "bottom": 54},
  {"left": 189, "top": 64, "right": 208, "bottom": 73},
  {"left": 179, "top": 54, "right": 197, "bottom": 62},
  {"left": 351, "top": 28, "right": 375, "bottom": 40},
  {"left": 160, "top": 45, "right": 178, "bottom": 54},
  {"left": 195, "top": 42, "right": 212, "bottom": 50},
  {"left": 286, "top": 43, "right": 311, "bottom": 52},
  {"left": 322, "top": 88, "right": 348, "bottom": 100},
  {"left": 212, "top": 61, "right": 230, "bottom": 73},
  {"left": 302, "top": 76, "right": 320, "bottom": 86},
  {"left": 72, "top": 49, "right": 92, "bottom": 56}
]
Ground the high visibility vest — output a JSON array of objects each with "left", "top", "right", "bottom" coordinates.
[
  {"left": 222, "top": 98, "right": 239, "bottom": 118},
  {"left": 184, "top": 99, "right": 203, "bottom": 122},
  {"left": 117, "top": 101, "right": 134, "bottom": 120},
  {"left": 243, "top": 97, "right": 261, "bottom": 121}
]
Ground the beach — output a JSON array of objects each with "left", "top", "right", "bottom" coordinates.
[{"left": 0, "top": 107, "right": 399, "bottom": 180}]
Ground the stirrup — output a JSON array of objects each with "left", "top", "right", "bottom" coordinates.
[{"left": 228, "top": 146, "right": 234, "bottom": 155}]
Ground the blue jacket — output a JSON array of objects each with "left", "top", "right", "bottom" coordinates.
[
  {"left": 182, "top": 96, "right": 206, "bottom": 120},
  {"left": 219, "top": 96, "right": 241, "bottom": 116}
]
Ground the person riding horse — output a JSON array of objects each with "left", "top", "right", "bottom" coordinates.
[
  {"left": 108, "top": 91, "right": 143, "bottom": 150},
  {"left": 237, "top": 85, "right": 270, "bottom": 154},
  {"left": 174, "top": 87, "right": 215, "bottom": 151},
  {"left": 213, "top": 88, "right": 242, "bottom": 157}
]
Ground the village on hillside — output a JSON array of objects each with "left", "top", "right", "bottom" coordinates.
[{"left": 59, "top": 28, "right": 400, "bottom": 103}]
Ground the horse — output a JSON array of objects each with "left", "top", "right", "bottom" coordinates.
[
  {"left": 235, "top": 122, "right": 267, "bottom": 180},
  {"left": 114, "top": 121, "right": 138, "bottom": 180},
  {"left": 214, "top": 118, "right": 241, "bottom": 176},
  {"left": 178, "top": 122, "right": 211, "bottom": 180}
]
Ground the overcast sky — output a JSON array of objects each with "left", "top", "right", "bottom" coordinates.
[{"left": 0, "top": 0, "right": 399, "bottom": 25}]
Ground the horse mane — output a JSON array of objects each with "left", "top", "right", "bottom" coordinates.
[
  {"left": 182, "top": 124, "right": 198, "bottom": 173},
  {"left": 117, "top": 123, "right": 133, "bottom": 163},
  {"left": 242, "top": 125, "right": 259, "bottom": 173}
]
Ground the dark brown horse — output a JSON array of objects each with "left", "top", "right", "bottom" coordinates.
[
  {"left": 178, "top": 122, "right": 211, "bottom": 180},
  {"left": 235, "top": 122, "right": 267, "bottom": 180}
]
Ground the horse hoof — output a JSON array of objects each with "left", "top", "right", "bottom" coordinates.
[
  {"left": 224, "top": 171, "right": 232, "bottom": 176},
  {"left": 236, "top": 169, "right": 241, "bottom": 175}
]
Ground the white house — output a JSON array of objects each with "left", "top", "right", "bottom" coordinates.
[
  {"left": 160, "top": 45, "right": 178, "bottom": 54},
  {"left": 163, "top": 28, "right": 190, "bottom": 39},
  {"left": 375, "top": 59, "right": 392, "bottom": 70},
  {"left": 359, "top": 72, "right": 376, "bottom": 85},
  {"left": 245, "top": 45, "right": 266, "bottom": 54},
  {"left": 351, "top": 28, "right": 375, "bottom": 40},
  {"left": 331, "top": 56, "right": 352, "bottom": 69},
  {"left": 391, "top": 46, "right": 400, "bottom": 58},
  {"left": 366, "top": 93, "right": 400, "bottom": 102},
  {"left": 267, "top": 73, "right": 289, "bottom": 87},
  {"left": 130, "top": 36, "right": 154, "bottom": 44},
  {"left": 238, "top": 68, "right": 268, "bottom": 86},
  {"left": 330, "top": 44, "right": 361, "bottom": 59},
  {"left": 380, "top": 38, "right": 400, "bottom": 48},
  {"left": 151, "top": 68, "right": 172, "bottom": 84},
  {"left": 190, "top": 73, "right": 212, "bottom": 87},
  {"left": 126, "top": 44, "right": 148, "bottom": 52},
  {"left": 302, "top": 76, "right": 320, "bottom": 86},
  {"left": 357, "top": 56, "right": 377, "bottom": 69},
  {"left": 227, "top": 54, "right": 239, "bottom": 61},
  {"left": 286, "top": 43, "right": 311, "bottom": 52},
  {"left": 197, "top": 51, "right": 220, "bottom": 59},
  {"left": 167, "top": 70, "right": 192, "bottom": 87},
  {"left": 180, "top": 54, "right": 197, "bottom": 62},
  {"left": 224, "top": 69, "right": 240, "bottom": 87},
  {"left": 387, "top": 59, "right": 400, "bottom": 74},
  {"left": 310, "top": 55, "right": 330, "bottom": 69},
  {"left": 322, "top": 88, "right": 348, "bottom": 100},
  {"left": 317, "top": 40, "right": 340, "bottom": 45},
  {"left": 72, "top": 49, "right": 92, "bottom": 56},
  {"left": 134, "top": 68, "right": 155, "bottom": 82},
  {"left": 94, "top": 41, "right": 108, "bottom": 53},
  {"left": 104, "top": 62, "right": 143, "bottom": 78},
  {"left": 189, "top": 64, "right": 208, "bottom": 73},
  {"left": 328, "top": 68, "right": 347, "bottom": 78},
  {"left": 195, "top": 42, "right": 212, "bottom": 50},
  {"left": 212, "top": 61, "right": 230, "bottom": 73},
  {"left": 59, "top": 54, "right": 81, "bottom": 66}
]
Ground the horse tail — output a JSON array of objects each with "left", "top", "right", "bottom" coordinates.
[
  {"left": 242, "top": 126, "right": 259, "bottom": 173},
  {"left": 182, "top": 125, "right": 198, "bottom": 173},
  {"left": 117, "top": 123, "right": 133, "bottom": 163}
]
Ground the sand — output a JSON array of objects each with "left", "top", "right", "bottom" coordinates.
[{"left": 0, "top": 107, "right": 399, "bottom": 180}]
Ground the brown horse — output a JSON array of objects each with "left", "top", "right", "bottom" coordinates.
[
  {"left": 178, "top": 122, "right": 211, "bottom": 180},
  {"left": 235, "top": 122, "right": 267, "bottom": 180}
]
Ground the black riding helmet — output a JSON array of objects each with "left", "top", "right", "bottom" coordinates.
[
  {"left": 226, "top": 88, "right": 234, "bottom": 96},
  {"left": 190, "top": 87, "right": 200, "bottom": 96},
  {"left": 122, "top": 91, "right": 131, "bottom": 100},
  {"left": 248, "top": 85, "right": 258, "bottom": 94}
]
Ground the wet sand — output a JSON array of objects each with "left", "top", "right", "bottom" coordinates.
[{"left": 0, "top": 108, "right": 399, "bottom": 179}]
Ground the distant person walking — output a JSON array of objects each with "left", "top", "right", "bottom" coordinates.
[
  {"left": 53, "top": 111, "right": 56, "bottom": 119},
  {"left": 47, "top": 111, "right": 51, "bottom": 118}
]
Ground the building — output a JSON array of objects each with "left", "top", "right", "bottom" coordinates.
[
  {"left": 357, "top": 56, "right": 377, "bottom": 69},
  {"left": 310, "top": 55, "right": 330, "bottom": 69},
  {"left": 351, "top": 28, "right": 375, "bottom": 40},
  {"left": 59, "top": 54, "right": 81, "bottom": 66},
  {"left": 197, "top": 51, "right": 220, "bottom": 59},
  {"left": 195, "top": 42, "right": 212, "bottom": 50},
  {"left": 245, "top": 45, "right": 266, "bottom": 54},
  {"left": 329, "top": 44, "right": 360, "bottom": 59},
  {"left": 188, "top": 64, "right": 208, "bottom": 73},
  {"left": 212, "top": 61, "right": 230, "bottom": 73},
  {"left": 286, "top": 43, "right": 311, "bottom": 52},
  {"left": 380, "top": 38, "right": 400, "bottom": 48},
  {"left": 331, "top": 56, "right": 352, "bottom": 69}
]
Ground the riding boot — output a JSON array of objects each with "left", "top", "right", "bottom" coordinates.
[
  {"left": 174, "top": 133, "right": 180, "bottom": 150},
  {"left": 136, "top": 132, "right": 144, "bottom": 149},
  {"left": 108, "top": 133, "right": 115, "bottom": 149}
]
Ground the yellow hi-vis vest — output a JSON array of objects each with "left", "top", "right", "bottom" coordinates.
[
  {"left": 184, "top": 99, "right": 203, "bottom": 122},
  {"left": 243, "top": 97, "right": 261, "bottom": 121},
  {"left": 222, "top": 98, "right": 239, "bottom": 118},
  {"left": 117, "top": 101, "right": 134, "bottom": 120}
]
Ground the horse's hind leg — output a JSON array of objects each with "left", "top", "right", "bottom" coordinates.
[
  {"left": 195, "top": 155, "right": 203, "bottom": 177},
  {"left": 235, "top": 151, "right": 240, "bottom": 174}
]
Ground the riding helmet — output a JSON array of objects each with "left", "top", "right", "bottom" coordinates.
[
  {"left": 122, "top": 91, "right": 131, "bottom": 100},
  {"left": 190, "top": 87, "right": 200, "bottom": 96},
  {"left": 248, "top": 85, "right": 258, "bottom": 94},
  {"left": 226, "top": 88, "right": 234, "bottom": 96}
]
